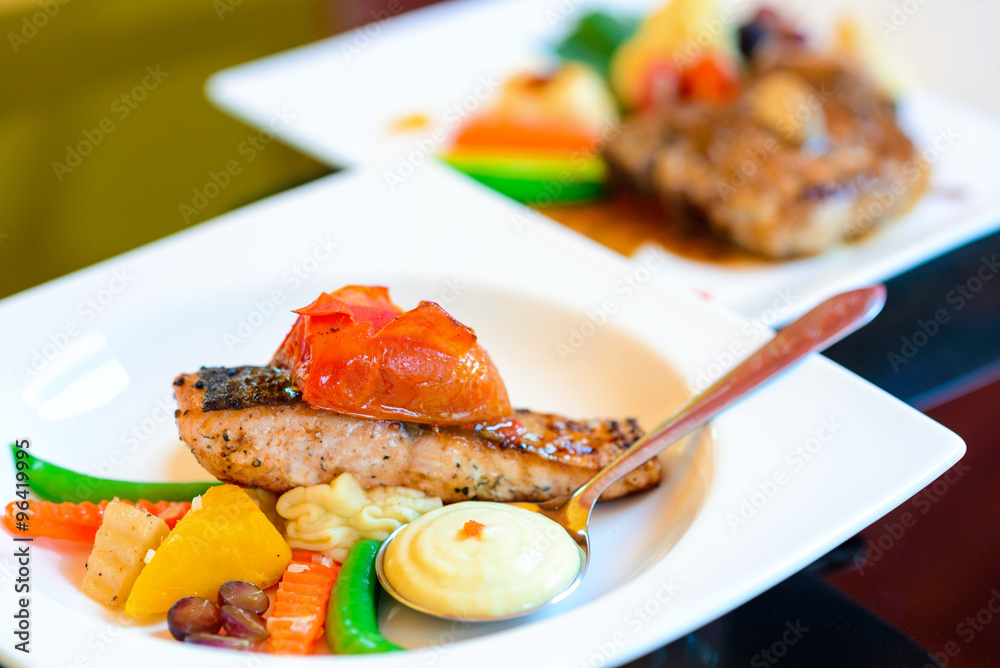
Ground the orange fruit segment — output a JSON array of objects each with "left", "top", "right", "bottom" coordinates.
[{"left": 125, "top": 485, "right": 291, "bottom": 616}]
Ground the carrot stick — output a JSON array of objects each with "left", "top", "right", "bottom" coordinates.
[
  {"left": 3, "top": 499, "right": 191, "bottom": 543},
  {"left": 267, "top": 551, "right": 341, "bottom": 655},
  {"left": 452, "top": 114, "right": 600, "bottom": 153}
]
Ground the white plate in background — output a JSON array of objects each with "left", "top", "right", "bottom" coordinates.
[
  {"left": 0, "top": 163, "right": 964, "bottom": 667},
  {"left": 206, "top": 0, "right": 1000, "bottom": 321}
]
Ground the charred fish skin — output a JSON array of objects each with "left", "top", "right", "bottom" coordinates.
[
  {"left": 174, "top": 367, "right": 660, "bottom": 503},
  {"left": 181, "top": 366, "right": 302, "bottom": 411}
]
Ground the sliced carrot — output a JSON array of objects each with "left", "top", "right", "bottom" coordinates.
[
  {"left": 3, "top": 500, "right": 104, "bottom": 542},
  {"left": 3, "top": 499, "right": 191, "bottom": 543},
  {"left": 267, "top": 552, "right": 341, "bottom": 655},
  {"left": 290, "top": 549, "right": 335, "bottom": 565},
  {"left": 451, "top": 114, "right": 599, "bottom": 154}
]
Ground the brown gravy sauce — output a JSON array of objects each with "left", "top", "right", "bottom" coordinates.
[{"left": 534, "top": 189, "right": 772, "bottom": 265}]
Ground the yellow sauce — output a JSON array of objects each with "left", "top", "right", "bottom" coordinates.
[
  {"left": 388, "top": 113, "right": 430, "bottom": 132},
  {"left": 383, "top": 501, "right": 582, "bottom": 618}
]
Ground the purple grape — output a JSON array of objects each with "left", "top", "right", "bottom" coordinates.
[
  {"left": 183, "top": 632, "right": 250, "bottom": 650},
  {"left": 738, "top": 21, "right": 767, "bottom": 60},
  {"left": 220, "top": 604, "right": 269, "bottom": 643},
  {"left": 737, "top": 7, "right": 807, "bottom": 61},
  {"left": 218, "top": 580, "right": 269, "bottom": 615},
  {"left": 167, "top": 597, "right": 221, "bottom": 641}
]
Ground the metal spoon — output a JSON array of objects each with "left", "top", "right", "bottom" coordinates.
[{"left": 376, "top": 285, "right": 887, "bottom": 622}]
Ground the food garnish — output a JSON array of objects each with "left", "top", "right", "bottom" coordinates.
[
  {"left": 462, "top": 519, "right": 485, "bottom": 537},
  {"left": 267, "top": 551, "right": 340, "bottom": 654},
  {"left": 5, "top": 499, "right": 104, "bottom": 543},
  {"left": 125, "top": 485, "right": 291, "bottom": 616},
  {"left": 219, "top": 580, "right": 270, "bottom": 614},
  {"left": 82, "top": 499, "right": 170, "bottom": 608},
  {"left": 4, "top": 499, "right": 191, "bottom": 542},
  {"left": 554, "top": 11, "right": 640, "bottom": 81},
  {"left": 272, "top": 285, "right": 511, "bottom": 425},
  {"left": 221, "top": 604, "right": 269, "bottom": 643},
  {"left": 168, "top": 580, "right": 274, "bottom": 647},
  {"left": 676, "top": 54, "right": 738, "bottom": 104},
  {"left": 167, "top": 597, "right": 222, "bottom": 641},
  {"left": 12, "top": 443, "right": 220, "bottom": 503},
  {"left": 441, "top": 63, "right": 616, "bottom": 204},
  {"left": 326, "top": 540, "right": 403, "bottom": 654},
  {"left": 607, "top": 0, "right": 740, "bottom": 109},
  {"left": 389, "top": 113, "right": 430, "bottom": 132},
  {"left": 442, "top": 148, "right": 606, "bottom": 204},
  {"left": 450, "top": 113, "right": 601, "bottom": 154},
  {"left": 492, "top": 63, "right": 618, "bottom": 136}
]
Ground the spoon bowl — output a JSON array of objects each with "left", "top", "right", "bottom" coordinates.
[
  {"left": 376, "top": 285, "right": 887, "bottom": 622},
  {"left": 374, "top": 512, "right": 589, "bottom": 623}
]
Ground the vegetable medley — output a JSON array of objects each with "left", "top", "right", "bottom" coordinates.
[
  {"left": 6, "top": 444, "right": 410, "bottom": 655},
  {"left": 439, "top": 0, "right": 745, "bottom": 205}
]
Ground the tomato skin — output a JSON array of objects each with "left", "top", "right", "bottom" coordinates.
[
  {"left": 272, "top": 287, "right": 511, "bottom": 425},
  {"left": 633, "top": 54, "right": 739, "bottom": 110},
  {"left": 679, "top": 56, "right": 739, "bottom": 103}
]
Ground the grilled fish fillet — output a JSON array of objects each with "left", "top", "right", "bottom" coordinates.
[{"left": 174, "top": 366, "right": 660, "bottom": 503}]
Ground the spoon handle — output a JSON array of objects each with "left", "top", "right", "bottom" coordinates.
[{"left": 571, "top": 285, "right": 887, "bottom": 511}]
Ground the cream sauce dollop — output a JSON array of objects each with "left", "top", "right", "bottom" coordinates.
[{"left": 383, "top": 501, "right": 582, "bottom": 618}]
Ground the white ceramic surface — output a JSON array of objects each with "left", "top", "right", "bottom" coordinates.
[
  {"left": 206, "top": 0, "right": 1000, "bottom": 322},
  {"left": 0, "top": 163, "right": 964, "bottom": 667}
]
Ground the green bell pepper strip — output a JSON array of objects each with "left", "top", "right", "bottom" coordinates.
[
  {"left": 11, "top": 443, "right": 221, "bottom": 503},
  {"left": 326, "top": 539, "right": 403, "bottom": 654},
  {"left": 466, "top": 173, "right": 603, "bottom": 204},
  {"left": 440, "top": 151, "right": 606, "bottom": 204},
  {"left": 554, "top": 11, "right": 640, "bottom": 81}
]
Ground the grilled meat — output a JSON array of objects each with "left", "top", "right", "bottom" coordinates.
[
  {"left": 174, "top": 366, "right": 660, "bottom": 503},
  {"left": 605, "top": 52, "right": 928, "bottom": 258}
]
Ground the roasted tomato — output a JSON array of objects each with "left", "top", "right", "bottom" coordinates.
[
  {"left": 271, "top": 286, "right": 511, "bottom": 425},
  {"left": 679, "top": 55, "right": 739, "bottom": 104}
]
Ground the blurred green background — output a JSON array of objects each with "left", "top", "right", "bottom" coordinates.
[{"left": 0, "top": 0, "right": 345, "bottom": 299}]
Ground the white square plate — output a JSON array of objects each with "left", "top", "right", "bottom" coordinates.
[
  {"left": 0, "top": 163, "right": 964, "bottom": 668},
  {"left": 206, "top": 0, "right": 1000, "bottom": 322}
]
